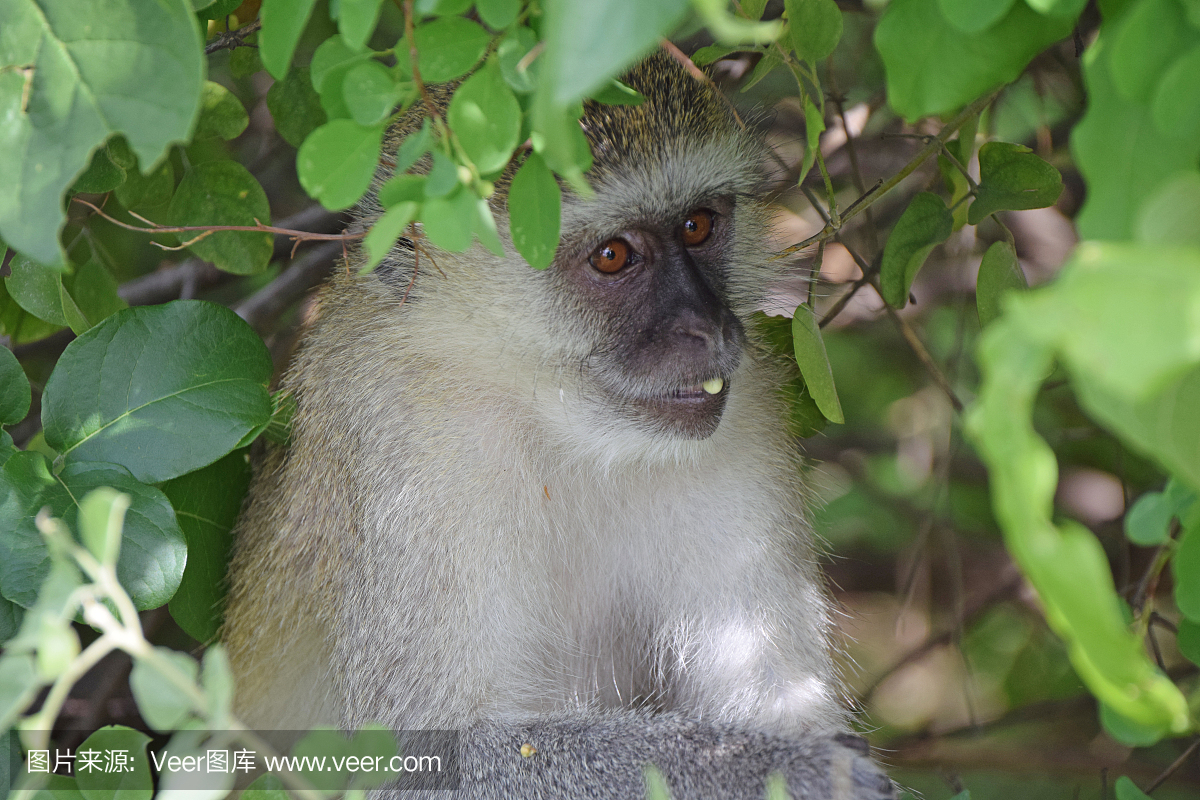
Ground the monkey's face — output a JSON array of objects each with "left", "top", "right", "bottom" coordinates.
[{"left": 556, "top": 195, "right": 747, "bottom": 440}]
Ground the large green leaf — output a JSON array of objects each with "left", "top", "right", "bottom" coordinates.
[
  {"left": 448, "top": 59, "right": 521, "bottom": 175},
  {"left": 0, "top": 346, "right": 31, "bottom": 426},
  {"left": 874, "top": 0, "right": 1074, "bottom": 120},
  {"left": 1072, "top": 25, "right": 1200, "bottom": 240},
  {"left": 297, "top": 119, "right": 386, "bottom": 210},
  {"left": 0, "top": 453, "right": 185, "bottom": 610},
  {"left": 542, "top": 0, "right": 689, "bottom": 104},
  {"left": 42, "top": 301, "right": 273, "bottom": 483},
  {"left": 0, "top": 0, "right": 204, "bottom": 265},
  {"left": 164, "top": 451, "right": 252, "bottom": 643},
  {"left": 413, "top": 17, "right": 491, "bottom": 83}
]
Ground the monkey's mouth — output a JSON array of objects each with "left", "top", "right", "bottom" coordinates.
[{"left": 629, "top": 377, "right": 730, "bottom": 439}]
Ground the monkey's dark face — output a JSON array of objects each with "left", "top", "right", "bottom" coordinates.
[{"left": 562, "top": 196, "right": 746, "bottom": 440}]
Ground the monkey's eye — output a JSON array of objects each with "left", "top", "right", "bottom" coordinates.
[
  {"left": 681, "top": 209, "right": 714, "bottom": 246},
  {"left": 589, "top": 239, "right": 631, "bottom": 273}
]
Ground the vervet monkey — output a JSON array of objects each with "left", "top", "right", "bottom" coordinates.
[{"left": 223, "top": 52, "right": 895, "bottom": 799}]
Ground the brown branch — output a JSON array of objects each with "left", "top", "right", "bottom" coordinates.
[
  {"left": 403, "top": 0, "right": 441, "bottom": 124},
  {"left": 1146, "top": 737, "right": 1200, "bottom": 793},
  {"left": 235, "top": 241, "right": 345, "bottom": 332},
  {"left": 204, "top": 19, "right": 262, "bottom": 56},
  {"left": 72, "top": 197, "right": 359, "bottom": 243}
]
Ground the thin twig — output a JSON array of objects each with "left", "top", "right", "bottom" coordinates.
[
  {"left": 71, "top": 197, "right": 360, "bottom": 243},
  {"left": 204, "top": 19, "right": 262, "bottom": 56},
  {"left": 776, "top": 89, "right": 1002, "bottom": 260},
  {"left": 1146, "top": 737, "right": 1200, "bottom": 793}
]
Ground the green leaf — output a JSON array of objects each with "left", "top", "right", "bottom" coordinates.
[
  {"left": 115, "top": 156, "right": 175, "bottom": 211},
  {"left": 509, "top": 153, "right": 561, "bottom": 269},
  {"left": 791, "top": 304, "right": 843, "bottom": 424},
  {"left": 0, "top": 653, "right": 38, "bottom": 731},
  {"left": 0, "top": 346, "right": 31, "bottom": 426},
  {"left": 71, "top": 145, "right": 126, "bottom": 194},
  {"left": 975, "top": 240, "right": 1027, "bottom": 328},
  {"left": 478, "top": 0, "right": 520, "bottom": 29},
  {"left": 342, "top": 60, "right": 399, "bottom": 126},
  {"left": 497, "top": 26, "right": 540, "bottom": 94},
  {"left": 542, "top": 0, "right": 690, "bottom": 104},
  {"left": 968, "top": 142, "right": 1063, "bottom": 224},
  {"left": 364, "top": 202, "right": 419, "bottom": 271},
  {"left": 379, "top": 174, "right": 427, "bottom": 207},
  {"left": 202, "top": 643, "right": 235, "bottom": 720},
  {"left": 1124, "top": 492, "right": 1173, "bottom": 546},
  {"left": 1135, "top": 171, "right": 1200, "bottom": 247},
  {"left": 266, "top": 66, "right": 328, "bottom": 149},
  {"left": 936, "top": 0, "right": 1017, "bottom": 33},
  {"left": 1074, "top": 366, "right": 1200, "bottom": 497},
  {"left": 259, "top": 0, "right": 319, "bottom": 79},
  {"left": 421, "top": 186, "right": 476, "bottom": 252},
  {"left": 169, "top": 161, "right": 273, "bottom": 275},
  {"left": 1012, "top": 243, "right": 1200, "bottom": 403},
  {"left": 1072, "top": 30, "right": 1200, "bottom": 241},
  {"left": 1101, "top": 703, "right": 1164, "bottom": 747},
  {"left": 530, "top": 94, "right": 592, "bottom": 194},
  {"left": 338, "top": 0, "right": 384, "bottom": 51},
  {"left": 416, "top": 0, "right": 473, "bottom": 14},
  {"left": 42, "top": 300, "right": 273, "bottom": 483},
  {"left": 75, "top": 727, "right": 153, "bottom": 800},
  {"left": 130, "top": 649, "right": 199, "bottom": 731},
  {"left": 1109, "top": 0, "right": 1195, "bottom": 101},
  {"left": 0, "top": 278, "right": 64, "bottom": 345},
  {"left": 297, "top": 119, "right": 386, "bottom": 210},
  {"left": 393, "top": 120, "right": 433, "bottom": 174},
  {"left": 874, "top": 0, "right": 1073, "bottom": 120},
  {"left": 1175, "top": 520, "right": 1200, "bottom": 620},
  {"left": 590, "top": 80, "right": 646, "bottom": 107},
  {"left": 800, "top": 98, "right": 824, "bottom": 181},
  {"left": 691, "top": 45, "right": 740, "bottom": 66},
  {"left": 0, "top": 454, "right": 185, "bottom": 609},
  {"left": 1025, "top": 0, "right": 1088, "bottom": 15},
  {"left": 194, "top": 81, "right": 249, "bottom": 140},
  {"left": 78, "top": 487, "right": 129, "bottom": 566},
  {"left": 424, "top": 150, "right": 460, "bottom": 198},
  {"left": 5, "top": 256, "right": 124, "bottom": 334},
  {"left": 448, "top": 60, "right": 522, "bottom": 175},
  {"left": 785, "top": 0, "right": 843, "bottom": 63},
  {"left": 230, "top": 45, "right": 264, "bottom": 78},
  {"left": 311, "top": 35, "right": 373, "bottom": 121},
  {"left": 0, "top": 0, "right": 204, "bottom": 265},
  {"left": 244, "top": 774, "right": 289, "bottom": 799},
  {"left": 879, "top": 192, "right": 952, "bottom": 308},
  {"left": 1113, "top": 776, "right": 1154, "bottom": 800},
  {"left": 163, "top": 451, "right": 252, "bottom": 643},
  {"left": 473, "top": 197, "right": 505, "bottom": 257},
  {"left": 413, "top": 17, "right": 491, "bottom": 83},
  {"left": 1178, "top": 618, "right": 1200, "bottom": 664},
  {"left": 1152, "top": 44, "right": 1200, "bottom": 139},
  {"left": 966, "top": 321, "right": 1190, "bottom": 737}
]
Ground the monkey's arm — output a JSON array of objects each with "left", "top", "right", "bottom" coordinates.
[{"left": 415, "top": 713, "right": 895, "bottom": 800}]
